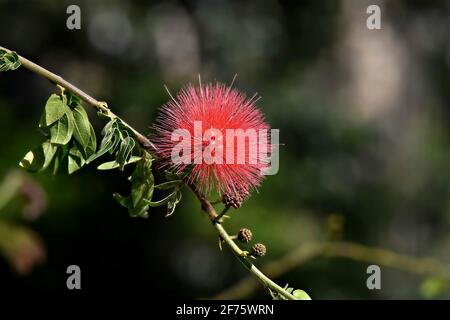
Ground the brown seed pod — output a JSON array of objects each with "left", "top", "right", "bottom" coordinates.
[
  {"left": 251, "top": 243, "right": 266, "bottom": 257},
  {"left": 237, "top": 228, "right": 253, "bottom": 243}
]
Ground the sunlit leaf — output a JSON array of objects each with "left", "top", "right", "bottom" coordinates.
[
  {"left": 19, "top": 141, "right": 57, "bottom": 172},
  {"left": 68, "top": 155, "right": 82, "bottom": 174},
  {"left": 39, "top": 94, "right": 68, "bottom": 128},
  {"left": 97, "top": 156, "right": 141, "bottom": 170},
  {"left": 72, "top": 103, "right": 92, "bottom": 156},
  {"left": 292, "top": 289, "right": 311, "bottom": 300},
  {"left": 49, "top": 112, "right": 74, "bottom": 145}
]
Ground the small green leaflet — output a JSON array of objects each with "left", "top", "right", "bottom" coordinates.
[
  {"left": 65, "top": 92, "right": 96, "bottom": 159},
  {"left": 38, "top": 93, "right": 75, "bottom": 145},
  {"left": 87, "top": 117, "right": 138, "bottom": 171},
  {"left": 49, "top": 112, "right": 74, "bottom": 145},
  {"left": 113, "top": 152, "right": 155, "bottom": 218},
  {"left": 97, "top": 156, "right": 141, "bottom": 170},
  {"left": 39, "top": 94, "right": 69, "bottom": 128},
  {"left": 68, "top": 143, "right": 86, "bottom": 174},
  {"left": 0, "top": 49, "right": 21, "bottom": 72},
  {"left": 19, "top": 141, "right": 57, "bottom": 172},
  {"left": 86, "top": 124, "right": 97, "bottom": 158},
  {"left": 166, "top": 190, "right": 182, "bottom": 217},
  {"left": 65, "top": 91, "right": 83, "bottom": 107},
  {"left": 52, "top": 145, "right": 69, "bottom": 175},
  {"left": 270, "top": 286, "right": 312, "bottom": 300},
  {"left": 86, "top": 118, "right": 120, "bottom": 163},
  {"left": 292, "top": 289, "right": 311, "bottom": 300},
  {"left": 72, "top": 103, "right": 95, "bottom": 157},
  {"left": 116, "top": 136, "right": 135, "bottom": 170}
]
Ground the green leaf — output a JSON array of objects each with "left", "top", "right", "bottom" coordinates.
[
  {"left": 97, "top": 160, "right": 119, "bottom": 170},
  {"left": 113, "top": 152, "right": 154, "bottom": 218},
  {"left": 68, "top": 154, "right": 82, "bottom": 174},
  {"left": 52, "top": 145, "right": 69, "bottom": 175},
  {"left": 49, "top": 112, "right": 74, "bottom": 145},
  {"left": 292, "top": 289, "right": 311, "bottom": 300},
  {"left": 72, "top": 104, "right": 92, "bottom": 156},
  {"left": 67, "top": 143, "right": 85, "bottom": 174},
  {"left": 155, "top": 180, "right": 183, "bottom": 190},
  {"left": 65, "top": 91, "right": 83, "bottom": 108},
  {"left": 39, "top": 94, "right": 68, "bottom": 128},
  {"left": 86, "top": 119, "right": 119, "bottom": 163},
  {"left": 89, "top": 117, "right": 136, "bottom": 168},
  {"left": 96, "top": 110, "right": 113, "bottom": 121},
  {"left": 113, "top": 193, "right": 133, "bottom": 212},
  {"left": 0, "top": 50, "right": 21, "bottom": 72},
  {"left": 97, "top": 156, "right": 141, "bottom": 170},
  {"left": 116, "top": 136, "right": 135, "bottom": 170},
  {"left": 86, "top": 124, "right": 97, "bottom": 158},
  {"left": 166, "top": 190, "right": 182, "bottom": 217},
  {"left": 19, "top": 141, "right": 57, "bottom": 172},
  {"left": 270, "top": 286, "right": 311, "bottom": 300},
  {"left": 39, "top": 94, "right": 76, "bottom": 146},
  {"left": 130, "top": 169, "right": 153, "bottom": 209},
  {"left": 42, "top": 141, "right": 58, "bottom": 169}
]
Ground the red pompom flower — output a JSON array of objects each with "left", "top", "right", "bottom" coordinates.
[{"left": 153, "top": 81, "right": 271, "bottom": 201}]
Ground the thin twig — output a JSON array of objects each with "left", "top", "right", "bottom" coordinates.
[
  {"left": 185, "top": 180, "right": 297, "bottom": 300},
  {"left": 213, "top": 241, "right": 450, "bottom": 300},
  {"left": 0, "top": 46, "right": 156, "bottom": 151}
]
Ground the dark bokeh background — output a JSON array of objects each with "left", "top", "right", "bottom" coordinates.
[{"left": 0, "top": 0, "right": 449, "bottom": 299}]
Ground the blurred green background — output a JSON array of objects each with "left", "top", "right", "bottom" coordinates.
[{"left": 0, "top": 0, "right": 449, "bottom": 299}]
